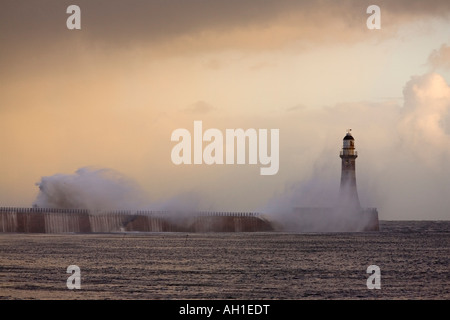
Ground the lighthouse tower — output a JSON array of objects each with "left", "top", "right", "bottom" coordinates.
[{"left": 339, "top": 129, "right": 361, "bottom": 208}]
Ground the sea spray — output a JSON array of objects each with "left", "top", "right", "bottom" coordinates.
[{"left": 33, "top": 167, "right": 147, "bottom": 212}]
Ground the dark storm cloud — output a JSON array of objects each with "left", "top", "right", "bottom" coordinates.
[
  {"left": 0, "top": 0, "right": 299, "bottom": 45},
  {"left": 2, "top": 0, "right": 450, "bottom": 50}
]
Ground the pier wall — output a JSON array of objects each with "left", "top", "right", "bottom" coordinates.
[
  {"left": 0, "top": 208, "right": 274, "bottom": 233},
  {"left": 0, "top": 207, "right": 379, "bottom": 233}
]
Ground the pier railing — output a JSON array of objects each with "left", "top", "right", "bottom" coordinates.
[{"left": 0, "top": 207, "right": 261, "bottom": 217}]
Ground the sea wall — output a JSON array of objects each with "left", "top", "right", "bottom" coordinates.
[
  {"left": 0, "top": 207, "right": 379, "bottom": 233},
  {"left": 0, "top": 208, "right": 274, "bottom": 233}
]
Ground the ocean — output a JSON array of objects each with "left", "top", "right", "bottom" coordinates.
[{"left": 0, "top": 221, "right": 448, "bottom": 300}]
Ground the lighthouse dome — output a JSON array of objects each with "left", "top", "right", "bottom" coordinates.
[{"left": 343, "top": 134, "right": 354, "bottom": 140}]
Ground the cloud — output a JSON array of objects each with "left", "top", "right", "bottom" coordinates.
[
  {"left": 428, "top": 44, "right": 450, "bottom": 70},
  {"left": 2, "top": 0, "right": 450, "bottom": 69},
  {"left": 286, "top": 104, "right": 306, "bottom": 113},
  {"left": 249, "top": 61, "right": 277, "bottom": 71},
  {"left": 203, "top": 59, "right": 224, "bottom": 70},
  {"left": 183, "top": 101, "right": 216, "bottom": 114},
  {"left": 398, "top": 73, "right": 450, "bottom": 166}
]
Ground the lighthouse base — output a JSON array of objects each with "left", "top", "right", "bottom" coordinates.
[{"left": 275, "top": 207, "right": 379, "bottom": 232}]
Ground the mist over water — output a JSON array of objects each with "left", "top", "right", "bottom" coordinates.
[
  {"left": 32, "top": 166, "right": 363, "bottom": 232},
  {"left": 31, "top": 158, "right": 376, "bottom": 231},
  {"left": 33, "top": 166, "right": 205, "bottom": 216},
  {"left": 260, "top": 178, "right": 374, "bottom": 232}
]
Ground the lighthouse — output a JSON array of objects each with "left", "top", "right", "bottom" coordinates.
[
  {"left": 292, "top": 129, "right": 379, "bottom": 232},
  {"left": 339, "top": 129, "right": 361, "bottom": 208}
]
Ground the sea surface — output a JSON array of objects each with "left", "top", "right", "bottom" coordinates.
[{"left": 0, "top": 221, "right": 448, "bottom": 300}]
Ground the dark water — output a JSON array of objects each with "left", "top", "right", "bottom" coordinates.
[{"left": 0, "top": 221, "right": 448, "bottom": 300}]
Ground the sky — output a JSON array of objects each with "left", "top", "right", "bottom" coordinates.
[{"left": 1, "top": 0, "right": 450, "bottom": 220}]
